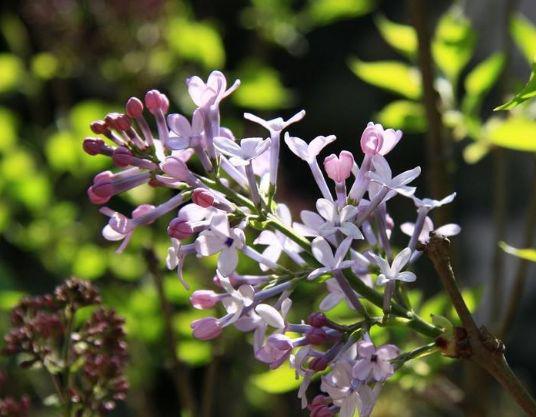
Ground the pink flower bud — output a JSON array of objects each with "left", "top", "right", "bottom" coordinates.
[
  {"left": 145, "top": 90, "right": 169, "bottom": 114},
  {"left": 323, "top": 151, "right": 354, "bottom": 183},
  {"left": 115, "top": 114, "right": 131, "bottom": 131},
  {"left": 192, "top": 188, "right": 215, "bottom": 208},
  {"left": 311, "top": 406, "right": 334, "bottom": 417},
  {"left": 305, "top": 328, "right": 329, "bottom": 345},
  {"left": 161, "top": 156, "right": 191, "bottom": 180},
  {"left": 112, "top": 147, "right": 133, "bottom": 167},
  {"left": 87, "top": 186, "right": 111, "bottom": 204},
  {"left": 91, "top": 182, "right": 114, "bottom": 199},
  {"left": 190, "top": 290, "right": 219, "bottom": 309},
  {"left": 307, "top": 312, "right": 328, "bottom": 328},
  {"left": 167, "top": 218, "right": 193, "bottom": 240},
  {"left": 191, "top": 317, "right": 222, "bottom": 340},
  {"left": 90, "top": 120, "right": 109, "bottom": 135},
  {"left": 360, "top": 123, "right": 384, "bottom": 155},
  {"left": 132, "top": 204, "right": 154, "bottom": 221},
  {"left": 125, "top": 97, "right": 144, "bottom": 118},
  {"left": 83, "top": 138, "right": 105, "bottom": 155}
]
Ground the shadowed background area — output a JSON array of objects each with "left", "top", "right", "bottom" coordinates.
[{"left": 0, "top": 0, "right": 535, "bottom": 416}]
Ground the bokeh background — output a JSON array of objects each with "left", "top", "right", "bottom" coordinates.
[{"left": 0, "top": 0, "right": 535, "bottom": 416}]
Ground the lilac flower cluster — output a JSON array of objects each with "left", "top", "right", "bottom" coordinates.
[
  {"left": 3, "top": 279, "right": 128, "bottom": 415},
  {"left": 83, "top": 71, "right": 460, "bottom": 417}
]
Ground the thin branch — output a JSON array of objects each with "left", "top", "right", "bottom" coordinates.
[
  {"left": 409, "top": 0, "right": 452, "bottom": 225},
  {"left": 144, "top": 248, "right": 197, "bottom": 417},
  {"left": 426, "top": 234, "right": 536, "bottom": 416},
  {"left": 499, "top": 158, "right": 536, "bottom": 338}
]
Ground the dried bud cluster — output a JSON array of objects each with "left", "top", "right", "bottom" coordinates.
[{"left": 2, "top": 279, "right": 128, "bottom": 414}]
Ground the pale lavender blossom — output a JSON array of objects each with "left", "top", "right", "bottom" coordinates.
[
  {"left": 308, "top": 237, "right": 354, "bottom": 280},
  {"left": 369, "top": 248, "right": 416, "bottom": 286},
  {"left": 352, "top": 340, "right": 399, "bottom": 382}
]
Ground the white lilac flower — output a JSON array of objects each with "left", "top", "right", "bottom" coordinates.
[
  {"left": 320, "top": 361, "right": 361, "bottom": 417},
  {"left": 217, "top": 275, "right": 255, "bottom": 324},
  {"left": 167, "top": 110, "right": 204, "bottom": 150},
  {"left": 244, "top": 110, "right": 306, "bottom": 188},
  {"left": 357, "top": 384, "right": 383, "bottom": 417},
  {"left": 285, "top": 134, "right": 336, "bottom": 200},
  {"left": 254, "top": 204, "right": 304, "bottom": 271},
  {"left": 166, "top": 239, "right": 196, "bottom": 289},
  {"left": 308, "top": 237, "right": 355, "bottom": 280},
  {"left": 368, "top": 155, "right": 421, "bottom": 199},
  {"left": 195, "top": 213, "right": 245, "bottom": 276},
  {"left": 352, "top": 340, "right": 399, "bottom": 382},
  {"left": 296, "top": 199, "right": 363, "bottom": 241},
  {"left": 369, "top": 247, "right": 416, "bottom": 286},
  {"left": 187, "top": 71, "right": 240, "bottom": 109},
  {"left": 401, "top": 216, "right": 461, "bottom": 245},
  {"left": 319, "top": 278, "right": 361, "bottom": 312},
  {"left": 214, "top": 136, "right": 271, "bottom": 166},
  {"left": 406, "top": 192, "right": 457, "bottom": 250}
]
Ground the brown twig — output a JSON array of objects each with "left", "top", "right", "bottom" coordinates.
[
  {"left": 144, "top": 248, "right": 197, "bottom": 417},
  {"left": 409, "top": 0, "right": 452, "bottom": 225},
  {"left": 499, "top": 158, "right": 536, "bottom": 338},
  {"left": 426, "top": 235, "right": 536, "bottom": 416}
]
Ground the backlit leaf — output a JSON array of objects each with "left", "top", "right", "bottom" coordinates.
[
  {"left": 251, "top": 362, "right": 302, "bottom": 394},
  {"left": 500, "top": 242, "right": 536, "bottom": 262},
  {"left": 510, "top": 13, "right": 536, "bottom": 63},
  {"left": 349, "top": 59, "right": 421, "bottom": 99},
  {"left": 432, "top": 9, "right": 476, "bottom": 84},
  {"left": 463, "top": 53, "right": 504, "bottom": 114},
  {"left": 487, "top": 117, "right": 536, "bottom": 151},
  {"left": 376, "top": 100, "right": 426, "bottom": 133},
  {"left": 495, "top": 63, "right": 536, "bottom": 110},
  {"left": 375, "top": 15, "right": 417, "bottom": 58}
]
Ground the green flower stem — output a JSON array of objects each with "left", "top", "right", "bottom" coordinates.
[{"left": 394, "top": 342, "right": 438, "bottom": 369}]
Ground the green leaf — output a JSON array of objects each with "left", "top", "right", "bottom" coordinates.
[
  {"left": 499, "top": 242, "right": 536, "bottom": 262},
  {"left": 233, "top": 63, "right": 292, "bottom": 110},
  {"left": 177, "top": 340, "right": 212, "bottom": 367},
  {"left": 31, "top": 52, "right": 59, "bottom": 80},
  {"left": 463, "top": 141, "right": 490, "bottom": 164},
  {"left": 0, "top": 290, "right": 25, "bottom": 310},
  {"left": 306, "top": 0, "right": 375, "bottom": 26},
  {"left": 0, "top": 107, "right": 17, "bottom": 153},
  {"left": 462, "top": 53, "right": 505, "bottom": 114},
  {"left": 376, "top": 100, "right": 426, "bottom": 133},
  {"left": 349, "top": 58, "right": 421, "bottom": 99},
  {"left": 432, "top": 9, "right": 476, "bottom": 84},
  {"left": 495, "top": 63, "right": 536, "bottom": 110},
  {"left": 73, "top": 245, "right": 107, "bottom": 280},
  {"left": 0, "top": 53, "right": 24, "bottom": 93},
  {"left": 167, "top": 19, "right": 225, "bottom": 69},
  {"left": 250, "top": 362, "right": 302, "bottom": 394},
  {"left": 375, "top": 15, "right": 417, "bottom": 58},
  {"left": 510, "top": 13, "right": 536, "bottom": 63},
  {"left": 487, "top": 117, "right": 536, "bottom": 151}
]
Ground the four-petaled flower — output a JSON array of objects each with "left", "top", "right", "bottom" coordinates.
[
  {"left": 352, "top": 340, "right": 399, "bottom": 382},
  {"left": 308, "top": 237, "right": 355, "bottom": 280},
  {"left": 214, "top": 136, "right": 271, "bottom": 166},
  {"left": 195, "top": 213, "right": 245, "bottom": 276},
  {"left": 401, "top": 216, "right": 461, "bottom": 244},
  {"left": 369, "top": 247, "right": 416, "bottom": 285}
]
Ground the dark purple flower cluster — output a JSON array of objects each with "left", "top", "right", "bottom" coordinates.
[{"left": 2, "top": 278, "right": 128, "bottom": 414}]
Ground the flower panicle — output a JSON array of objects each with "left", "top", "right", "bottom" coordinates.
[{"left": 82, "top": 70, "right": 459, "bottom": 417}]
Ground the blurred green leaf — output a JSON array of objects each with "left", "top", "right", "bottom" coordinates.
[
  {"left": 109, "top": 252, "right": 146, "bottom": 281},
  {"left": 233, "top": 63, "right": 292, "bottom": 110},
  {"left": 70, "top": 100, "right": 111, "bottom": 138},
  {"left": 463, "top": 141, "right": 489, "bottom": 164},
  {"left": 73, "top": 245, "right": 107, "bottom": 280},
  {"left": 0, "top": 107, "right": 17, "bottom": 153},
  {"left": 31, "top": 53, "right": 59, "bottom": 80},
  {"left": 167, "top": 19, "right": 225, "bottom": 69},
  {"left": 432, "top": 9, "right": 476, "bottom": 84},
  {"left": 177, "top": 340, "right": 212, "bottom": 366},
  {"left": 0, "top": 53, "right": 24, "bottom": 93},
  {"left": 376, "top": 100, "right": 426, "bottom": 133},
  {"left": 375, "top": 15, "right": 417, "bottom": 58},
  {"left": 495, "top": 63, "right": 536, "bottom": 110},
  {"left": 306, "top": 0, "right": 375, "bottom": 26},
  {"left": 1, "top": 148, "right": 35, "bottom": 181},
  {"left": 349, "top": 59, "right": 421, "bottom": 99},
  {"left": 11, "top": 174, "right": 51, "bottom": 211},
  {"left": 487, "top": 117, "right": 536, "bottom": 151},
  {"left": 250, "top": 362, "right": 301, "bottom": 394},
  {"left": 510, "top": 13, "right": 536, "bottom": 63},
  {"left": 46, "top": 131, "right": 79, "bottom": 172},
  {"left": 462, "top": 53, "right": 505, "bottom": 114},
  {"left": 499, "top": 242, "right": 536, "bottom": 262},
  {"left": 0, "top": 290, "right": 25, "bottom": 311}
]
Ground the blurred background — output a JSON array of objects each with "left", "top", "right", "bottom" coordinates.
[{"left": 0, "top": 0, "right": 535, "bottom": 416}]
